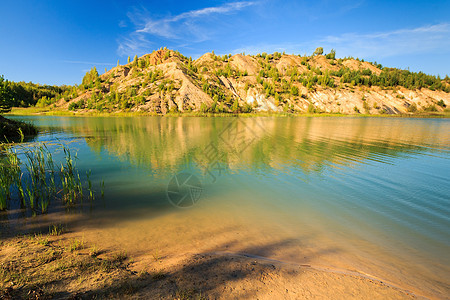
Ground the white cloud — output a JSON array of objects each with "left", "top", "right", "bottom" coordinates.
[
  {"left": 136, "top": 1, "right": 254, "bottom": 38},
  {"left": 117, "top": 32, "right": 153, "bottom": 56},
  {"left": 118, "top": 20, "right": 127, "bottom": 28},
  {"left": 320, "top": 23, "right": 450, "bottom": 58},
  {"left": 232, "top": 23, "right": 450, "bottom": 59},
  {"left": 117, "top": 1, "right": 255, "bottom": 55}
]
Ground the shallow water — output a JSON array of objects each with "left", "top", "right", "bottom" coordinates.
[{"left": 3, "top": 116, "right": 450, "bottom": 298}]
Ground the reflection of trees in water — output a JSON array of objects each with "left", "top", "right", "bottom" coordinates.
[{"left": 74, "top": 117, "right": 448, "bottom": 175}]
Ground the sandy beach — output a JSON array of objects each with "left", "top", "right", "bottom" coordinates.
[{"left": 0, "top": 231, "right": 418, "bottom": 299}]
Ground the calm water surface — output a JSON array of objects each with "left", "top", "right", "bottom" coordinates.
[{"left": 3, "top": 116, "right": 450, "bottom": 298}]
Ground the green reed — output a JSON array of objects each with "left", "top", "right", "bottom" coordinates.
[
  {"left": 24, "top": 145, "right": 53, "bottom": 213},
  {"left": 86, "top": 170, "right": 94, "bottom": 201},
  {"left": 0, "top": 143, "right": 102, "bottom": 213},
  {"left": 100, "top": 179, "right": 105, "bottom": 198},
  {"left": 0, "top": 147, "right": 22, "bottom": 210}
]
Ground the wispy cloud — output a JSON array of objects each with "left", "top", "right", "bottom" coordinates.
[
  {"left": 117, "top": 1, "right": 255, "bottom": 55},
  {"left": 232, "top": 23, "right": 450, "bottom": 59},
  {"left": 320, "top": 23, "right": 450, "bottom": 58},
  {"left": 117, "top": 33, "right": 153, "bottom": 56},
  {"left": 136, "top": 1, "right": 254, "bottom": 38},
  {"left": 118, "top": 20, "right": 127, "bottom": 28},
  {"left": 62, "top": 60, "right": 115, "bottom": 66}
]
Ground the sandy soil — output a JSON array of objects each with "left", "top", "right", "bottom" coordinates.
[
  {"left": 0, "top": 201, "right": 431, "bottom": 299},
  {"left": 0, "top": 232, "right": 418, "bottom": 300}
]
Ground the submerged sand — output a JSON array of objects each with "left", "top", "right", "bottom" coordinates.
[
  {"left": 2, "top": 197, "right": 441, "bottom": 299},
  {"left": 2, "top": 181, "right": 448, "bottom": 300}
]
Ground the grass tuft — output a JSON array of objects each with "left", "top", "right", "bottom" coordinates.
[{"left": 49, "top": 224, "right": 65, "bottom": 236}]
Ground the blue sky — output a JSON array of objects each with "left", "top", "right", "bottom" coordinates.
[{"left": 1, "top": 0, "right": 449, "bottom": 85}]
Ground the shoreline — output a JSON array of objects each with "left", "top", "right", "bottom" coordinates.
[
  {"left": 5, "top": 107, "right": 450, "bottom": 118},
  {"left": 0, "top": 115, "right": 38, "bottom": 142},
  {"left": 0, "top": 230, "right": 422, "bottom": 299}
]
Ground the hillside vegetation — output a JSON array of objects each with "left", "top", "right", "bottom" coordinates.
[
  {"left": 0, "top": 75, "right": 69, "bottom": 110},
  {"left": 7, "top": 49, "right": 450, "bottom": 115}
]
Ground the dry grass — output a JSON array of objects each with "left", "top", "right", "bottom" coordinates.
[
  {"left": 0, "top": 228, "right": 418, "bottom": 300},
  {"left": 0, "top": 231, "right": 137, "bottom": 299}
]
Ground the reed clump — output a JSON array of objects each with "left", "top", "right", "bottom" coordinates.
[{"left": 0, "top": 143, "right": 101, "bottom": 213}]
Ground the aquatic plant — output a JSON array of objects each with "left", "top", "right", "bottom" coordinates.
[
  {"left": 86, "top": 170, "right": 94, "bottom": 201},
  {"left": 100, "top": 179, "right": 105, "bottom": 197},
  {"left": 0, "top": 143, "right": 102, "bottom": 213}
]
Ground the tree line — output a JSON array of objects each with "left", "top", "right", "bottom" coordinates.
[{"left": 0, "top": 75, "right": 68, "bottom": 112}]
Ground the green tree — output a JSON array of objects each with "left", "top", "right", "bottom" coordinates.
[
  {"left": 117, "top": 59, "right": 120, "bottom": 67},
  {"left": 0, "top": 75, "right": 13, "bottom": 112},
  {"left": 274, "top": 93, "right": 281, "bottom": 106},
  {"left": 407, "top": 103, "right": 417, "bottom": 112},
  {"left": 313, "top": 47, "right": 324, "bottom": 56},
  {"left": 307, "top": 103, "right": 316, "bottom": 113},
  {"left": 326, "top": 49, "right": 336, "bottom": 59},
  {"left": 81, "top": 67, "right": 99, "bottom": 87},
  {"left": 232, "top": 98, "right": 240, "bottom": 113},
  {"left": 127, "top": 56, "right": 131, "bottom": 63},
  {"left": 133, "top": 55, "right": 138, "bottom": 67},
  {"left": 200, "top": 102, "right": 208, "bottom": 113}
]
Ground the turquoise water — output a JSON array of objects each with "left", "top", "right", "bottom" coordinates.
[{"left": 3, "top": 116, "right": 450, "bottom": 297}]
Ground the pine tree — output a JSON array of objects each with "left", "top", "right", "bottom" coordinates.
[
  {"left": 81, "top": 67, "right": 99, "bottom": 87},
  {"left": 326, "top": 49, "right": 336, "bottom": 60},
  {"left": 313, "top": 47, "right": 324, "bottom": 56},
  {"left": 127, "top": 56, "right": 130, "bottom": 63},
  {"left": 117, "top": 60, "right": 120, "bottom": 67},
  {"left": 0, "top": 75, "right": 13, "bottom": 112},
  {"left": 232, "top": 98, "right": 239, "bottom": 113}
]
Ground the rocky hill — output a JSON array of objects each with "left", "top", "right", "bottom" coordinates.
[{"left": 55, "top": 49, "right": 450, "bottom": 115}]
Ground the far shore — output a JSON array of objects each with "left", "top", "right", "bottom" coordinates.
[{"left": 5, "top": 107, "right": 450, "bottom": 118}]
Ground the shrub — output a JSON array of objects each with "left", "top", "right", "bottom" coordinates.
[
  {"left": 200, "top": 102, "right": 209, "bottom": 113},
  {"left": 69, "top": 99, "right": 85, "bottom": 110},
  {"left": 363, "top": 101, "right": 370, "bottom": 113},
  {"left": 407, "top": 103, "right": 417, "bottom": 112},
  {"left": 313, "top": 47, "right": 324, "bottom": 56},
  {"left": 325, "top": 49, "right": 336, "bottom": 59},
  {"left": 423, "top": 104, "right": 437, "bottom": 112},
  {"left": 307, "top": 103, "right": 316, "bottom": 113},
  {"left": 232, "top": 99, "right": 240, "bottom": 113}
]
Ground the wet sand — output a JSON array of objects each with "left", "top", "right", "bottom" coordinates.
[
  {"left": 57, "top": 194, "right": 446, "bottom": 299},
  {"left": 0, "top": 231, "right": 418, "bottom": 300}
]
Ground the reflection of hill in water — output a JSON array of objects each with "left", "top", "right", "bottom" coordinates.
[{"left": 70, "top": 117, "right": 449, "bottom": 175}]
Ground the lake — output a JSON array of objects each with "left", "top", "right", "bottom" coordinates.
[{"left": 2, "top": 115, "right": 450, "bottom": 298}]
